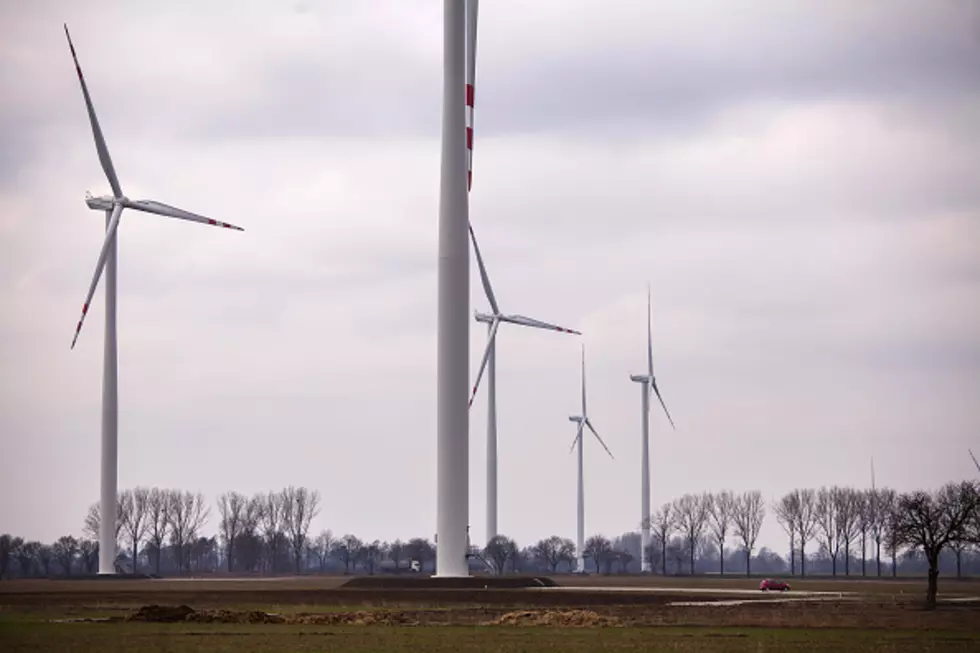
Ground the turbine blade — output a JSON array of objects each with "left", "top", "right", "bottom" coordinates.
[
  {"left": 586, "top": 418, "right": 614, "bottom": 459},
  {"left": 569, "top": 420, "right": 584, "bottom": 454},
  {"left": 650, "top": 379, "right": 676, "bottom": 430},
  {"left": 467, "top": 223, "right": 499, "bottom": 314},
  {"left": 125, "top": 199, "right": 244, "bottom": 231},
  {"left": 580, "top": 344, "right": 587, "bottom": 416},
  {"left": 468, "top": 318, "right": 500, "bottom": 408},
  {"left": 971, "top": 449, "right": 980, "bottom": 473},
  {"left": 71, "top": 203, "right": 123, "bottom": 349},
  {"left": 501, "top": 314, "right": 580, "bottom": 335},
  {"left": 646, "top": 284, "right": 654, "bottom": 379},
  {"left": 64, "top": 25, "right": 123, "bottom": 199},
  {"left": 465, "top": 0, "right": 479, "bottom": 191}
]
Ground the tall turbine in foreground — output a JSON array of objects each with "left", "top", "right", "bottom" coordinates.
[
  {"left": 467, "top": 225, "right": 580, "bottom": 545},
  {"left": 629, "top": 286, "right": 675, "bottom": 572},
  {"left": 435, "top": 0, "right": 470, "bottom": 577},
  {"left": 64, "top": 26, "right": 243, "bottom": 574},
  {"left": 568, "top": 346, "right": 614, "bottom": 572}
]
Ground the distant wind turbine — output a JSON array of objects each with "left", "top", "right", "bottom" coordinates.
[
  {"left": 970, "top": 449, "right": 980, "bottom": 474},
  {"left": 467, "top": 224, "right": 580, "bottom": 545},
  {"left": 64, "top": 25, "right": 243, "bottom": 574},
  {"left": 629, "top": 285, "right": 675, "bottom": 572},
  {"left": 568, "top": 345, "right": 614, "bottom": 572}
]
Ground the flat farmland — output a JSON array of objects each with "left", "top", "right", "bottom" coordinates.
[{"left": 1, "top": 575, "right": 978, "bottom": 652}]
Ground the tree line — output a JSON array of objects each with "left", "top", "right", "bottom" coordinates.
[{"left": 2, "top": 480, "right": 977, "bottom": 608}]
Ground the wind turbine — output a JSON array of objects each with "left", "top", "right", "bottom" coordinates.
[
  {"left": 568, "top": 345, "right": 614, "bottom": 572},
  {"left": 64, "top": 26, "right": 243, "bottom": 575},
  {"left": 435, "top": 0, "right": 471, "bottom": 577},
  {"left": 629, "top": 286, "right": 675, "bottom": 572},
  {"left": 467, "top": 224, "right": 580, "bottom": 545},
  {"left": 461, "top": 0, "right": 578, "bottom": 546},
  {"left": 970, "top": 449, "right": 980, "bottom": 474}
]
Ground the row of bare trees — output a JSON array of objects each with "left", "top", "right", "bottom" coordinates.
[
  {"left": 2, "top": 481, "right": 978, "bottom": 608},
  {"left": 216, "top": 487, "right": 321, "bottom": 574},
  {"left": 645, "top": 490, "right": 766, "bottom": 577}
]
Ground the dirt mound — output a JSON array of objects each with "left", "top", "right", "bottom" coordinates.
[
  {"left": 291, "top": 610, "right": 419, "bottom": 626},
  {"left": 127, "top": 604, "right": 196, "bottom": 622},
  {"left": 186, "top": 609, "right": 286, "bottom": 624},
  {"left": 486, "top": 609, "right": 620, "bottom": 627},
  {"left": 126, "top": 605, "right": 418, "bottom": 626}
]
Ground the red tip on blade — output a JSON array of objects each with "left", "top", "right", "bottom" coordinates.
[
  {"left": 468, "top": 170, "right": 472, "bottom": 190},
  {"left": 82, "top": 303, "right": 88, "bottom": 315},
  {"left": 466, "top": 84, "right": 474, "bottom": 107},
  {"left": 466, "top": 127, "right": 473, "bottom": 150},
  {"left": 207, "top": 219, "right": 217, "bottom": 225}
]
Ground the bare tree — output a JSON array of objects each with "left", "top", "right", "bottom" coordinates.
[
  {"left": 837, "top": 488, "right": 862, "bottom": 576},
  {"left": 405, "top": 538, "right": 434, "bottom": 573},
  {"left": 282, "top": 486, "right": 322, "bottom": 574},
  {"left": 218, "top": 491, "right": 247, "bottom": 573},
  {"left": 312, "top": 530, "right": 333, "bottom": 572},
  {"left": 360, "top": 540, "right": 382, "bottom": 575},
  {"left": 532, "top": 536, "right": 575, "bottom": 573},
  {"left": 0, "top": 535, "right": 19, "bottom": 579},
  {"left": 167, "top": 491, "right": 210, "bottom": 574},
  {"left": 15, "top": 541, "right": 41, "bottom": 577},
  {"left": 333, "top": 534, "right": 362, "bottom": 574},
  {"left": 856, "top": 489, "right": 874, "bottom": 577},
  {"left": 120, "top": 487, "right": 150, "bottom": 573},
  {"left": 872, "top": 488, "right": 896, "bottom": 577},
  {"left": 388, "top": 539, "right": 404, "bottom": 571},
  {"left": 53, "top": 536, "right": 79, "bottom": 576},
  {"left": 732, "top": 490, "right": 765, "bottom": 577},
  {"left": 650, "top": 502, "right": 675, "bottom": 576},
  {"left": 146, "top": 488, "right": 170, "bottom": 575},
  {"left": 674, "top": 493, "right": 711, "bottom": 575},
  {"left": 709, "top": 491, "right": 736, "bottom": 575},
  {"left": 584, "top": 535, "right": 613, "bottom": 574},
  {"left": 259, "top": 491, "right": 285, "bottom": 574},
  {"left": 79, "top": 540, "right": 98, "bottom": 573},
  {"left": 774, "top": 492, "right": 800, "bottom": 576},
  {"left": 237, "top": 496, "right": 263, "bottom": 573},
  {"left": 816, "top": 487, "right": 842, "bottom": 576},
  {"left": 483, "top": 535, "right": 516, "bottom": 575},
  {"left": 83, "top": 499, "right": 124, "bottom": 550},
  {"left": 791, "top": 488, "right": 818, "bottom": 577},
  {"left": 38, "top": 544, "right": 53, "bottom": 576},
  {"left": 891, "top": 481, "right": 979, "bottom": 609}
]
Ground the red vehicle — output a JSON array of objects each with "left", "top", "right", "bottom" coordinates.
[{"left": 759, "top": 578, "right": 791, "bottom": 592}]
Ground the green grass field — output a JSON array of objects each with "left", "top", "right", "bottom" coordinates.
[{"left": 3, "top": 621, "right": 978, "bottom": 653}]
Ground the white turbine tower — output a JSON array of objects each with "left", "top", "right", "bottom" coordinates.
[
  {"left": 467, "top": 224, "right": 580, "bottom": 545},
  {"left": 64, "top": 26, "right": 244, "bottom": 575},
  {"left": 568, "top": 345, "right": 614, "bottom": 572},
  {"left": 435, "top": 0, "right": 471, "bottom": 577},
  {"left": 629, "top": 286, "right": 675, "bottom": 572}
]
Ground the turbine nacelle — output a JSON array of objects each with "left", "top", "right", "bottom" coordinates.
[
  {"left": 569, "top": 415, "right": 583, "bottom": 423},
  {"left": 85, "top": 193, "right": 116, "bottom": 211},
  {"left": 474, "top": 311, "right": 494, "bottom": 324},
  {"left": 629, "top": 374, "right": 650, "bottom": 384}
]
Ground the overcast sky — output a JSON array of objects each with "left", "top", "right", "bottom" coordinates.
[{"left": 1, "top": 0, "right": 978, "bottom": 555}]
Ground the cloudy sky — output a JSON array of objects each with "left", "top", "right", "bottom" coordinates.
[{"left": 1, "top": 0, "right": 978, "bottom": 555}]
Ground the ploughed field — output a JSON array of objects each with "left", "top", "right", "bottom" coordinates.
[{"left": 1, "top": 574, "right": 978, "bottom": 652}]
